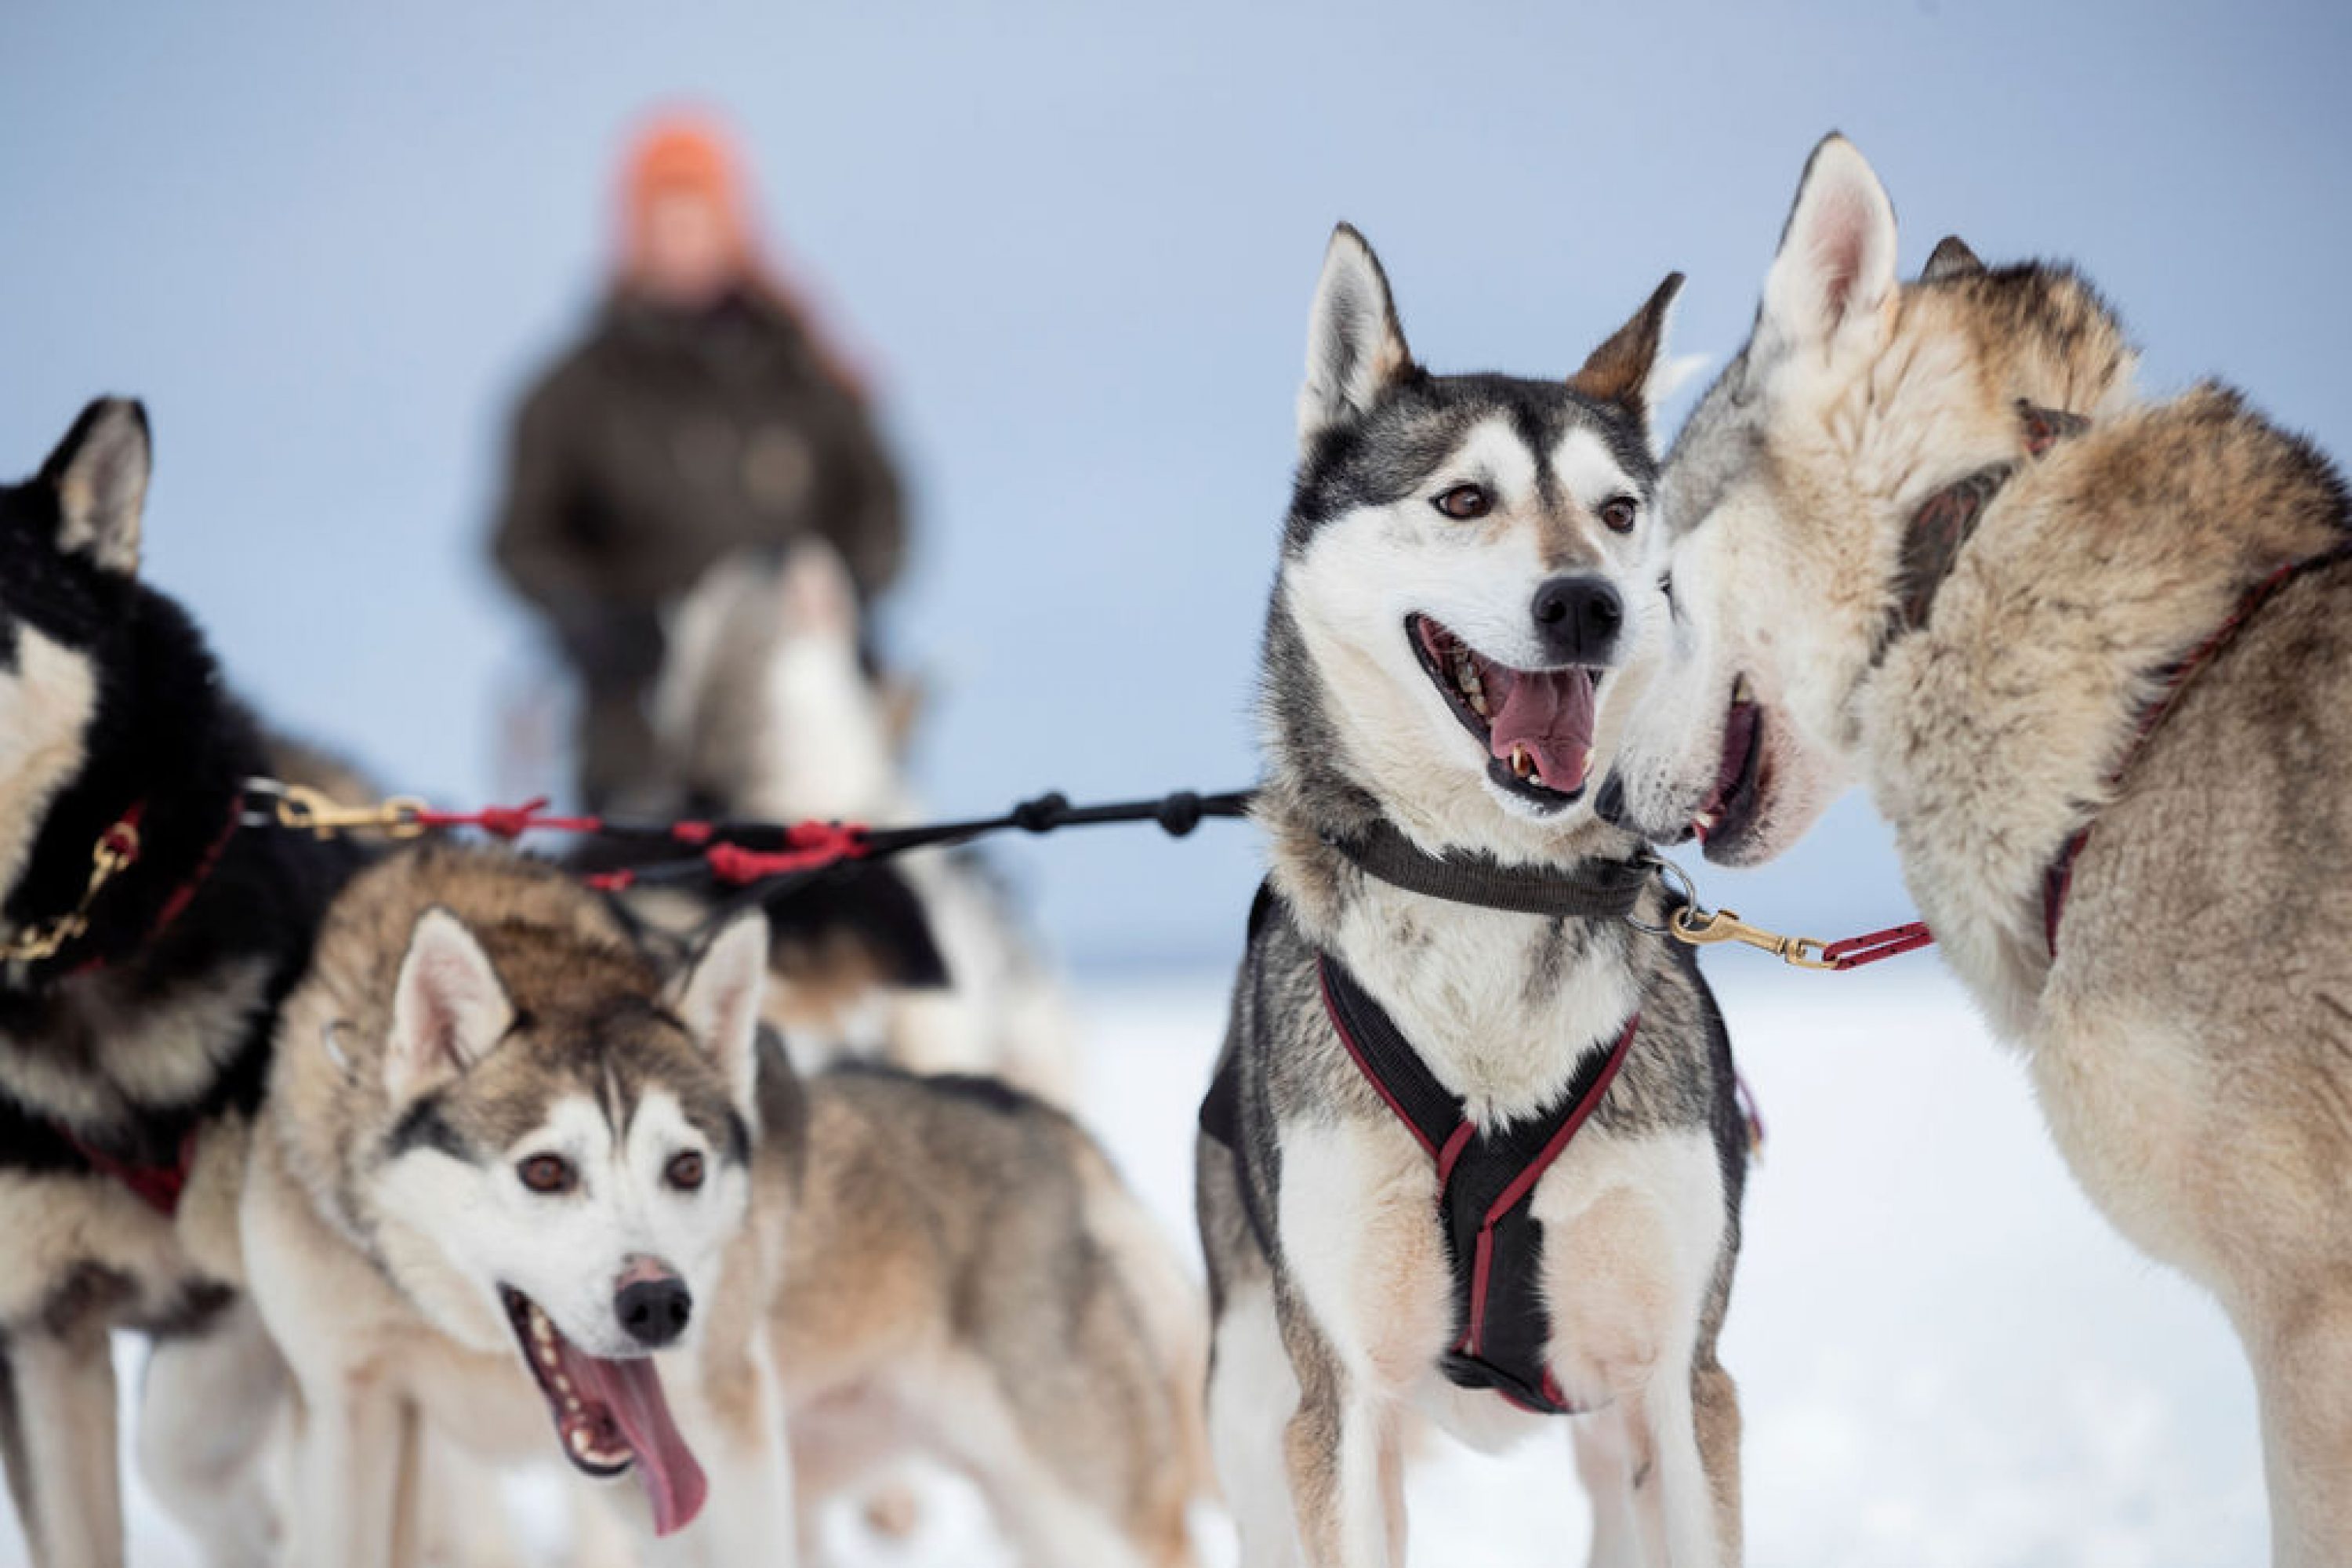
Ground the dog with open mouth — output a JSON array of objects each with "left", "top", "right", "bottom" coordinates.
[
  {"left": 243, "top": 838, "right": 1210, "bottom": 1567},
  {"left": 241, "top": 842, "right": 789, "bottom": 1565},
  {"left": 1599, "top": 135, "right": 2352, "bottom": 1563},
  {"left": 1196, "top": 226, "right": 1748, "bottom": 1566}
]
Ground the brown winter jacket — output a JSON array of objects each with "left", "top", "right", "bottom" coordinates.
[{"left": 492, "top": 289, "right": 906, "bottom": 622}]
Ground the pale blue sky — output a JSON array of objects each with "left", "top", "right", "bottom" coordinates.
[{"left": 2, "top": 0, "right": 2345, "bottom": 969}]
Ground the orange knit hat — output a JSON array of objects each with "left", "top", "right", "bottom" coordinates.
[{"left": 617, "top": 114, "right": 758, "bottom": 285}]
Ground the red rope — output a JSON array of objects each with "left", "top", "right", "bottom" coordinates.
[
  {"left": 413, "top": 797, "right": 607, "bottom": 840},
  {"left": 702, "top": 823, "right": 870, "bottom": 886}
]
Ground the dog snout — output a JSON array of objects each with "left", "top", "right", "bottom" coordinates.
[
  {"left": 1531, "top": 575, "right": 1622, "bottom": 664},
  {"left": 615, "top": 1269, "right": 692, "bottom": 1348}
]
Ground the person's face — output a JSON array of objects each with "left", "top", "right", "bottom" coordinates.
[{"left": 637, "top": 190, "right": 737, "bottom": 309}]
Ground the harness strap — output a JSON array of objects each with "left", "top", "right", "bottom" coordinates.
[
  {"left": 2043, "top": 540, "right": 2352, "bottom": 956},
  {"left": 1319, "top": 952, "right": 1635, "bottom": 1416},
  {"left": 53, "top": 1127, "right": 198, "bottom": 1219},
  {"left": 1323, "top": 819, "right": 1653, "bottom": 920}
]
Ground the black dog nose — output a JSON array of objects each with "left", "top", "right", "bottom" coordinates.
[
  {"left": 1531, "top": 575, "right": 1623, "bottom": 662},
  {"left": 1593, "top": 772, "right": 1628, "bottom": 827},
  {"left": 616, "top": 1277, "right": 693, "bottom": 1348}
]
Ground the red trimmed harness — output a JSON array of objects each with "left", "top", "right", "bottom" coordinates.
[
  {"left": 1318, "top": 951, "right": 1636, "bottom": 1416},
  {"left": 2041, "top": 543, "right": 2352, "bottom": 956}
]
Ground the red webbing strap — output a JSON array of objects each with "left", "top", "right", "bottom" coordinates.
[
  {"left": 413, "top": 797, "right": 607, "bottom": 839},
  {"left": 56, "top": 1127, "right": 197, "bottom": 1219},
  {"left": 1822, "top": 921, "right": 1936, "bottom": 969}
]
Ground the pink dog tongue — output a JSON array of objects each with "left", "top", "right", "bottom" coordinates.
[
  {"left": 593, "top": 1354, "right": 708, "bottom": 1537},
  {"left": 1488, "top": 666, "right": 1597, "bottom": 791}
]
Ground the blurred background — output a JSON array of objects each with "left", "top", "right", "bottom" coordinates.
[{"left": 5, "top": 0, "right": 2346, "bottom": 972}]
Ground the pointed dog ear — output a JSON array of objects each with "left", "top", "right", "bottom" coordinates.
[
  {"left": 669, "top": 911, "right": 768, "bottom": 1113},
  {"left": 40, "top": 398, "right": 149, "bottom": 577},
  {"left": 1570, "top": 271, "right": 1687, "bottom": 419},
  {"left": 1760, "top": 134, "right": 1900, "bottom": 357},
  {"left": 1298, "top": 223, "right": 1414, "bottom": 453},
  {"left": 387, "top": 908, "right": 514, "bottom": 1105},
  {"left": 775, "top": 540, "right": 859, "bottom": 644},
  {"left": 1921, "top": 234, "right": 1985, "bottom": 283}
]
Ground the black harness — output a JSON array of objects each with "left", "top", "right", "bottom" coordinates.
[
  {"left": 1319, "top": 950, "right": 1635, "bottom": 1414},
  {"left": 1201, "top": 827, "right": 1653, "bottom": 1417}
]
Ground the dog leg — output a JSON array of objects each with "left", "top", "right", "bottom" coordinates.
[
  {"left": 1276, "top": 1304, "right": 1401, "bottom": 1568},
  {"left": 7, "top": 1323, "right": 123, "bottom": 1568},
  {"left": 1571, "top": 1406, "right": 1642, "bottom": 1568},
  {"left": 1626, "top": 1350, "right": 1730, "bottom": 1568},
  {"left": 1210, "top": 1283, "right": 1305, "bottom": 1568},
  {"left": 1687, "top": 1353, "right": 1743, "bottom": 1566},
  {"left": 2247, "top": 1286, "right": 2352, "bottom": 1567},
  {"left": 285, "top": 1374, "right": 410, "bottom": 1568},
  {"left": 136, "top": 1299, "right": 287, "bottom": 1568}
]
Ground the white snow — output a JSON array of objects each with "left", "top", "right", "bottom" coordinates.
[{"left": 0, "top": 964, "right": 2267, "bottom": 1566}]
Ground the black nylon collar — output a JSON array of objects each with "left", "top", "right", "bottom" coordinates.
[
  {"left": 1878, "top": 401, "right": 2089, "bottom": 659},
  {"left": 1321, "top": 818, "right": 1653, "bottom": 921}
]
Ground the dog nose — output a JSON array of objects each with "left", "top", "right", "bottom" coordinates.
[
  {"left": 1593, "top": 772, "right": 1628, "bottom": 828},
  {"left": 615, "top": 1276, "right": 693, "bottom": 1348},
  {"left": 1531, "top": 575, "right": 1623, "bottom": 663}
]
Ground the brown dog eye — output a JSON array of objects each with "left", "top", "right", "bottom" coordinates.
[
  {"left": 666, "top": 1152, "right": 705, "bottom": 1192},
  {"left": 1599, "top": 495, "right": 1638, "bottom": 534},
  {"left": 517, "top": 1154, "right": 575, "bottom": 1196},
  {"left": 1432, "top": 485, "right": 1492, "bottom": 520}
]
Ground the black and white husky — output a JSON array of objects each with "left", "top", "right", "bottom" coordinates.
[
  {"left": 1196, "top": 230, "right": 1748, "bottom": 1567},
  {"left": 0, "top": 400, "right": 362, "bottom": 1566}
]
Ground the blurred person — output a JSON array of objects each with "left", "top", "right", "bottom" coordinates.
[{"left": 493, "top": 113, "right": 906, "bottom": 811}]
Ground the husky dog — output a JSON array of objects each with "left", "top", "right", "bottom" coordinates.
[
  {"left": 775, "top": 1062, "right": 1209, "bottom": 1568},
  {"left": 244, "top": 842, "right": 1207, "bottom": 1567},
  {"left": 652, "top": 540, "right": 1081, "bottom": 1105},
  {"left": 0, "top": 399, "right": 363, "bottom": 1567},
  {"left": 242, "top": 843, "right": 793, "bottom": 1566},
  {"left": 1600, "top": 135, "right": 2352, "bottom": 1564},
  {"left": 1197, "top": 227, "right": 1748, "bottom": 1567}
]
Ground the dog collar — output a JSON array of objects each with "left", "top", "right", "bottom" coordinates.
[
  {"left": 1878, "top": 400, "right": 2089, "bottom": 656},
  {"left": 1321, "top": 819, "right": 1654, "bottom": 921}
]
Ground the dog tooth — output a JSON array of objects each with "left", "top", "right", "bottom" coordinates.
[
  {"left": 1511, "top": 746, "right": 1536, "bottom": 779},
  {"left": 1731, "top": 673, "right": 1755, "bottom": 706},
  {"left": 553, "top": 1374, "right": 572, "bottom": 1395}
]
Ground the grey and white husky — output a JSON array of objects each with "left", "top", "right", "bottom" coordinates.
[
  {"left": 242, "top": 841, "right": 1208, "bottom": 1567},
  {"left": 1196, "top": 227, "right": 1748, "bottom": 1568},
  {"left": 1600, "top": 135, "right": 2352, "bottom": 1565},
  {"left": 652, "top": 539, "right": 1081, "bottom": 1105}
]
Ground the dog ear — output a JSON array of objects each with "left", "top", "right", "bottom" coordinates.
[
  {"left": 670, "top": 910, "right": 768, "bottom": 1113},
  {"left": 1570, "top": 272, "right": 1687, "bottom": 419},
  {"left": 1299, "top": 223, "right": 1414, "bottom": 452},
  {"left": 38, "top": 398, "right": 149, "bottom": 577},
  {"left": 1921, "top": 234, "right": 1985, "bottom": 283},
  {"left": 775, "top": 540, "right": 859, "bottom": 645},
  {"left": 1760, "top": 134, "right": 1899, "bottom": 357},
  {"left": 386, "top": 908, "right": 514, "bottom": 1105}
]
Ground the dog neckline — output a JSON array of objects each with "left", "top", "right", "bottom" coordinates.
[
  {"left": 1876, "top": 399, "right": 2089, "bottom": 660},
  {"left": 1319, "top": 818, "right": 1654, "bottom": 921}
]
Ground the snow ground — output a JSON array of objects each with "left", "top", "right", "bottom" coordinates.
[{"left": 1, "top": 964, "right": 2267, "bottom": 1566}]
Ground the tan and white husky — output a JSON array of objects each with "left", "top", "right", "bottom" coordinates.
[{"left": 1601, "top": 135, "right": 2352, "bottom": 1565}]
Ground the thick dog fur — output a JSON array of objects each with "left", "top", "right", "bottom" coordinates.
[
  {"left": 242, "top": 842, "right": 791, "bottom": 1568},
  {"left": 650, "top": 540, "right": 1081, "bottom": 1104},
  {"left": 0, "top": 399, "right": 365, "bottom": 1567},
  {"left": 1198, "top": 227, "right": 1747, "bottom": 1567},
  {"left": 1602, "top": 136, "right": 2352, "bottom": 1564},
  {"left": 243, "top": 841, "right": 1207, "bottom": 1567}
]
